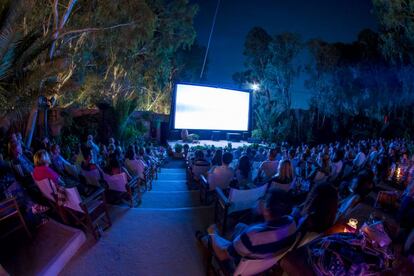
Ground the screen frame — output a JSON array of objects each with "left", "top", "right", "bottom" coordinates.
[{"left": 170, "top": 83, "right": 251, "bottom": 132}]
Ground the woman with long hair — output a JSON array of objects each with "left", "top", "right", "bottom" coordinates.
[
  {"left": 235, "top": 155, "right": 252, "bottom": 188},
  {"left": 270, "top": 159, "right": 294, "bottom": 191}
]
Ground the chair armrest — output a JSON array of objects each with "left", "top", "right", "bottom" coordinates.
[
  {"left": 127, "top": 176, "right": 139, "bottom": 188},
  {"left": 82, "top": 187, "right": 105, "bottom": 205},
  {"left": 200, "top": 175, "right": 209, "bottom": 190},
  {"left": 215, "top": 187, "right": 230, "bottom": 207}
]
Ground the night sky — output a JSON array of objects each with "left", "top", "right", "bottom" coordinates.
[{"left": 191, "top": 0, "right": 378, "bottom": 108}]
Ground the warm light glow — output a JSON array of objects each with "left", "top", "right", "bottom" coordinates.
[
  {"left": 348, "top": 218, "right": 358, "bottom": 229},
  {"left": 396, "top": 167, "right": 402, "bottom": 181}
]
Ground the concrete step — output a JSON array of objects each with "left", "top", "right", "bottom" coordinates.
[
  {"left": 60, "top": 206, "right": 214, "bottom": 276},
  {"left": 151, "top": 180, "right": 189, "bottom": 191},
  {"left": 140, "top": 190, "right": 201, "bottom": 209},
  {"left": 160, "top": 168, "right": 186, "bottom": 174},
  {"left": 1, "top": 219, "right": 86, "bottom": 276},
  {"left": 157, "top": 172, "right": 187, "bottom": 181}
]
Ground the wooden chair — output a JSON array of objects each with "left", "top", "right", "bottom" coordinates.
[
  {"left": 104, "top": 173, "right": 141, "bottom": 207},
  {"left": 32, "top": 177, "right": 111, "bottom": 239},
  {"left": 81, "top": 169, "right": 102, "bottom": 187},
  {"left": 0, "top": 197, "right": 31, "bottom": 239},
  {"left": 143, "top": 167, "right": 153, "bottom": 191},
  {"left": 215, "top": 184, "right": 268, "bottom": 234},
  {"left": 200, "top": 175, "right": 215, "bottom": 205},
  {"left": 188, "top": 163, "right": 210, "bottom": 189},
  {"left": 125, "top": 159, "right": 149, "bottom": 192}
]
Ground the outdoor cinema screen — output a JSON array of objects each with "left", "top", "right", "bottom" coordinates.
[{"left": 173, "top": 84, "right": 250, "bottom": 131}]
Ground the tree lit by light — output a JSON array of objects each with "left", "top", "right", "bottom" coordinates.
[{"left": 250, "top": 82, "right": 260, "bottom": 91}]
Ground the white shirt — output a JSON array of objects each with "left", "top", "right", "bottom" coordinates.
[{"left": 353, "top": 152, "right": 366, "bottom": 167}]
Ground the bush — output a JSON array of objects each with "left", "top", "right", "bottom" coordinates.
[
  {"left": 251, "top": 129, "right": 263, "bottom": 139},
  {"left": 174, "top": 143, "right": 183, "bottom": 153}
]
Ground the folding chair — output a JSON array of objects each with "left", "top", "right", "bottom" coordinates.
[
  {"left": 215, "top": 184, "right": 268, "bottom": 234},
  {"left": 0, "top": 197, "right": 31, "bottom": 239},
  {"left": 33, "top": 177, "right": 111, "bottom": 239}
]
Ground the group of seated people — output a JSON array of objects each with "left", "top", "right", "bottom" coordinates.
[
  {"left": 0, "top": 132, "right": 166, "bottom": 229},
  {"left": 188, "top": 138, "right": 414, "bottom": 274}
]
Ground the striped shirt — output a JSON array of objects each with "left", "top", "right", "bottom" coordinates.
[{"left": 228, "top": 216, "right": 297, "bottom": 259}]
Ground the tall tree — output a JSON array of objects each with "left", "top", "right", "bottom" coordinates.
[{"left": 234, "top": 27, "right": 302, "bottom": 141}]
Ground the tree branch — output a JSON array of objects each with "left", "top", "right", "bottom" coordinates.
[{"left": 58, "top": 22, "right": 136, "bottom": 39}]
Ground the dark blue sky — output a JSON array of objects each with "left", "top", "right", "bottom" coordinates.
[{"left": 191, "top": 0, "right": 378, "bottom": 107}]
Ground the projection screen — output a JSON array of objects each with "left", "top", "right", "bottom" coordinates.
[{"left": 173, "top": 84, "right": 250, "bottom": 131}]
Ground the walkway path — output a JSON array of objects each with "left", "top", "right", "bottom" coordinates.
[{"left": 60, "top": 159, "right": 213, "bottom": 276}]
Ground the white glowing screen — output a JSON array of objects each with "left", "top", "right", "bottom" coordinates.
[{"left": 174, "top": 84, "right": 250, "bottom": 131}]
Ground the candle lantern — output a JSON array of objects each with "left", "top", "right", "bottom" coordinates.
[{"left": 344, "top": 218, "right": 358, "bottom": 233}]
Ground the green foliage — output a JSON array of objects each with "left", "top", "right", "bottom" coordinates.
[
  {"left": 122, "top": 124, "right": 144, "bottom": 148},
  {"left": 174, "top": 143, "right": 183, "bottom": 153},
  {"left": 235, "top": 28, "right": 302, "bottom": 141},
  {"left": 59, "top": 0, "right": 199, "bottom": 115},
  {"left": 372, "top": 0, "right": 414, "bottom": 64},
  {"left": 251, "top": 129, "right": 263, "bottom": 139}
]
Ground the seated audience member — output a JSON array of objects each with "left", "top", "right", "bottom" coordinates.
[
  {"left": 292, "top": 182, "right": 338, "bottom": 235},
  {"left": 50, "top": 144, "right": 77, "bottom": 178},
  {"left": 353, "top": 143, "right": 367, "bottom": 169},
  {"left": 9, "top": 142, "right": 34, "bottom": 186},
  {"left": 106, "top": 149, "right": 131, "bottom": 179},
  {"left": 193, "top": 150, "right": 210, "bottom": 166},
  {"left": 256, "top": 148, "right": 279, "bottom": 182},
  {"left": 254, "top": 147, "right": 267, "bottom": 162},
  {"left": 124, "top": 145, "right": 147, "bottom": 179},
  {"left": 191, "top": 150, "right": 211, "bottom": 182},
  {"left": 183, "top": 144, "right": 190, "bottom": 159},
  {"left": 86, "top": 134, "right": 100, "bottom": 164},
  {"left": 38, "top": 137, "right": 50, "bottom": 152},
  {"left": 33, "top": 150, "right": 85, "bottom": 197},
  {"left": 196, "top": 188, "right": 296, "bottom": 271},
  {"left": 235, "top": 155, "right": 252, "bottom": 188},
  {"left": 336, "top": 170, "right": 374, "bottom": 222},
  {"left": 211, "top": 149, "right": 223, "bottom": 167},
  {"left": 330, "top": 149, "right": 344, "bottom": 182},
  {"left": 398, "top": 175, "right": 414, "bottom": 229},
  {"left": 0, "top": 163, "right": 49, "bottom": 226},
  {"left": 288, "top": 149, "right": 299, "bottom": 171},
  {"left": 207, "top": 152, "right": 234, "bottom": 191},
  {"left": 270, "top": 159, "right": 294, "bottom": 191},
  {"left": 308, "top": 153, "right": 331, "bottom": 185},
  {"left": 81, "top": 145, "right": 102, "bottom": 172},
  {"left": 205, "top": 148, "right": 213, "bottom": 163}
]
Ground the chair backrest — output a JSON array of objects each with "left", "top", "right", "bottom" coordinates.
[
  {"left": 125, "top": 159, "right": 145, "bottom": 179},
  {"left": 228, "top": 184, "right": 268, "bottom": 214},
  {"left": 104, "top": 172, "right": 128, "bottom": 192},
  {"left": 192, "top": 164, "right": 210, "bottom": 180},
  {"left": 32, "top": 176, "right": 56, "bottom": 202},
  {"left": 33, "top": 175, "right": 84, "bottom": 213},
  {"left": 81, "top": 169, "right": 101, "bottom": 186},
  {"left": 64, "top": 187, "right": 84, "bottom": 213}
]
